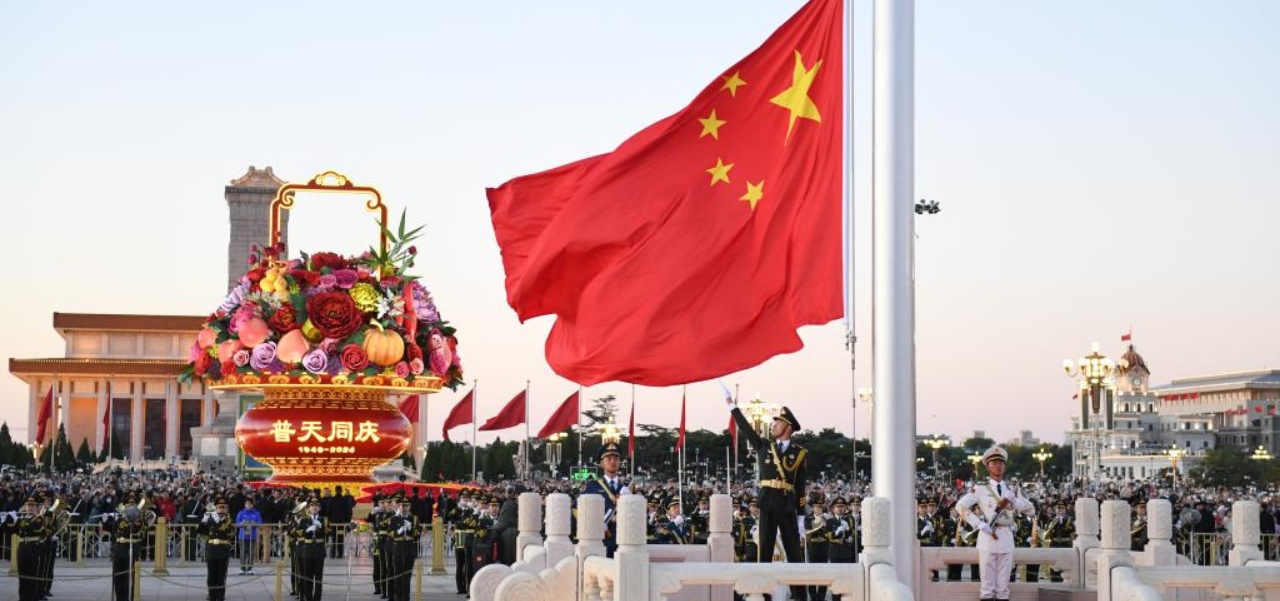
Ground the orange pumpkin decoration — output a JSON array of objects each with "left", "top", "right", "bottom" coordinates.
[{"left": 362, "top": 326, "right": 406, "bottom": 367}]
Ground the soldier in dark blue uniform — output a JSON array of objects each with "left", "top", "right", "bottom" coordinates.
[
  {"left": 292, "top": 498, "right": 331, "bottom": 601},
  {"left": 580, "top": 441, "right": 628, "bottom": 557},
  {"left": 653, "top": 499, "right": 689, "bottom": 545},
  {"left": 726, "top": 399, "right": 809, "bottom": 601},
  {"left": 108, "top": 493, "right": 149, "bottom": 601},
  {"left": 389, "top": 495, "right": 421, "bottom": 601},
  {"left": 197, "top": 497, "right": 236, "bottom": 601}
]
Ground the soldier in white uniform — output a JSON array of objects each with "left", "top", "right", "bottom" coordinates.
[{"left": 957, "top": 446, "right": 1035, "bottom": 601}]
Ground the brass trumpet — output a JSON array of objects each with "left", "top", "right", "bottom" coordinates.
[{"left": 136, "top": 497, "right": 157, "bottom": 528}]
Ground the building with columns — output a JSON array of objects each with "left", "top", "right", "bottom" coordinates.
[{"left": 9, "top": 313, "right": 208, "bottom": 461}]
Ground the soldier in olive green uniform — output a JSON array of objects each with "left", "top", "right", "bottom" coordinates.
[
  {"left": 15, "top": 495, "right": 48, "bottom": 601},
  {"left": 805, "top": 494, "right": 832, "bottom": 601},
  {"left": 389, "top": 496, "right": 422, "bottom": 601}
]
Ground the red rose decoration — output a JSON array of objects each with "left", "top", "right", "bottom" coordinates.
[
  {"left": 340, "top": 344, "right": 369, "bottom": 372},
  {"left": 306, "top": 292, "right": 363, "bottom": 340},
  {"left": 405, "top": 342, "right": 423, "bottom": 363},
  {"left": 220, "top": 360, "right": 236, "bottom": 376},
  {"left": 288, "top": 269, "right": 320, "bottom": 289},
  {"left": 310, "top": 252, "right": 347, "bottom": 271},
  {"left": 267, "top": 305, "right": 300, "bottom": 334},
  {"left": 193, "top": 350, "right": 212, "bottom": 377},
  {"left": 246, "top": 268, "right": 266, "bottom": 283}
]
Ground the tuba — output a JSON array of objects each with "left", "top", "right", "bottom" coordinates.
[
  {"left": 136, "top": 497, "right": 158, "bottom": 528},
  {"left": 50, "top": 499, "right": 73, "bottom": 532}
]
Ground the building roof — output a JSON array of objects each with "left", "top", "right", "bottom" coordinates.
[
  {"left": 53, "top": 313, "right": 205, "bottom": 333},
  {"left": 228, "top": 165, "right": 284, "bottom": 188},
  {"left": 1118, "top": 344, "right": 1150, "bottom": 376},
  {"left": 1153, "top": 369, "right": 1280, "bottom": 395},
  {"left": 9, "top": 358, "right": 188, "bottom": 378}
]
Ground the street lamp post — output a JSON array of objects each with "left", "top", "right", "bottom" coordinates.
[
  {"left": 926, "top": 437, "right": 947, "bottom": 477},
  {"left": 1063, "top": 342, "right": 1120, "bottom": 481},
  {"left": 1032, "top": 448, "right": 1051, "bottom": 479},
  {"left": 1251, "top": 445, "right": 1273, "bottom": 462},
  {"left": 744, "top": 395, "right": 778, "bottom": 482},
  {"left": 968, "top": 452, "right": 982, "bottom": 480},
  {"left": 546, "top": 433, "right": 565, "bottom": 477},
  {"left": 1166, "top": 444, "right": 1186, "bottom": 482}
]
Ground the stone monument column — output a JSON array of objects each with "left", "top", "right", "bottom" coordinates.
[{"left": 226, "top": 166, "right": 286, "bottom": 292}]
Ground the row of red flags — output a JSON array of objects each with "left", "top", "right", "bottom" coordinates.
[{"left": 431, "top": 387, "right": 742, "bottom": 456}]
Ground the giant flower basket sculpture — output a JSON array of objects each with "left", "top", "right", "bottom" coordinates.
[{"left": 181, "top": 171, "right": 463, "bottom": 486}]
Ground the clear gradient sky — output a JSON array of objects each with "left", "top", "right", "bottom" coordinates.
[{"left": 2, "top": 1, "right": 1277, "bottom": 448}]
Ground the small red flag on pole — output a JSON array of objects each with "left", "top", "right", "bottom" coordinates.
[{"left": 442, "top": 390, "right": 475, "bottom": 441}]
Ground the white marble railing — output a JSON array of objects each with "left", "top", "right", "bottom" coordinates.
[
  {"left": 499, "top": 494, "right": 913, "bottom": 601},
  {"left": 1102, "top": 499, "right": 1280, "bottom": 601}
]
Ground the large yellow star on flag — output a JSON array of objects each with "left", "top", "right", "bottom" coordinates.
[
  {"left": 706, "top": 158, "right": 733, "bottom": 186},
  {"left": 698, "top": 110, "right": 726, "bottom": 139},
  {"left": 740, "top": 181, "right": 764, "bottom": 210},
  {"left": 769, "top": 51, "right": 823, "bottom": 141}
]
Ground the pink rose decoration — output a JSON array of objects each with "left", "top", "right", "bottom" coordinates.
[
  {"left": 409, "top": 358, "right": 424, "bottom": 375},
  {"left": 394, "top": 361, "right": 411, "bottom": 378},
  {"left": 232, "top": 349, "right": 250, "bottom": 367}
]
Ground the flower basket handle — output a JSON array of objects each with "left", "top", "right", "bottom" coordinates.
[{"left": 269, "top": 171, "right": 388, "bottom": 256}]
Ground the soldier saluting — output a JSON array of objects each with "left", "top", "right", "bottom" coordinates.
[
  {"left": 725, "top": 394, "right": 808, "bottom": 601},
  {"left": 197, "top": 497, "right": 236, "bottom": 601}
]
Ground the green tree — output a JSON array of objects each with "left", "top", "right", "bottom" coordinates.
[
  {"left": 76, "top": 438, "right": 94, "bottom": 465},
  {"left": 1189, "top": 447, "right": 1258, "bottom": 486},
  {"left": 0, "top": 422, "right": 13, "bottom": 465},
  {"left": 581, "top": 395, "right": 619, "bottom": 428}
]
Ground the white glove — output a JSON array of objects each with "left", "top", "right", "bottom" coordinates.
[
  {"left": 673, "top": 515, "right": 685, "bottom": 526},
  {"left": 835, "top": 524, "right": 849, "bottom": 536},
  {"left": 797, "top": 516, "right": 805, "bottom": 534},
  {"left": 306, "top": 525, "right": 317, "bottom": 534},
  {"left": 980, "top": 524, "right": 993, "bottom": 537}
]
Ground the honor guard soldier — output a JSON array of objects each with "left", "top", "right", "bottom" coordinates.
[
  {"left": 452, "top": 495, "right": 479, "bottom": 595},
  {"left": 805, "top": 493, "right": 832, "bottom": 601},
  {"left": 580, "top": 441, "right": 628, "bottom": 556},
  {"left": 734, "top": 497, "right": 758, "bottom": 562},
  {"left": 293, "top": 498, "right": 331, "bottom": 601},
  {"left": 688, "top": 496, "right": 711, "bottom": 545},
  {"left": 1046, "top": 500, "right": 1074, "bottom": 582},
  {"left": 1131, "top": 497, "right": 1149, "bottom": 551},
  {"left": 389, "top": 495, "right": 421, "bottom": 601},
  {"left": 726, "top": 397, "right": 808, "bottom": 601},
  {"left": 827, "top": 497, "right": 856, "bottom": 601},
  {"left": 109, "top": 493, "right": 149, "bottom": 601},
  {"left": 16, "top": 495, "right": 47, "bottom": 601},
  {"left": 198, "top": 497, "right": 236, "bottom": 601},
  {"left": 957, "top": 445, "right": 1035, "bottom": 601},
  {"left": 653, "top": 499, "right": 688, "bottom": 544},
  {"left": 287, "top": 498, "right": 305, "bottom": 597},
  {"left": 369, "top": 495, "right": 389, "bottom": 598}
]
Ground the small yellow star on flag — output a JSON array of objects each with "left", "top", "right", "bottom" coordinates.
[
  {"left": 721, "top": 71, "right": 746, "bottom": 96},
  {"left": 706, "top": 158, "right": 733, "bottom": 186},
  {"left": 698, "top": 110, "right": 727, "bottom": 139},
  {"left": 740, "top": 180, "right": 764, "bottom": 210},
  {"left": 770, "top": 50, "right": 823, "bottom": 142}
]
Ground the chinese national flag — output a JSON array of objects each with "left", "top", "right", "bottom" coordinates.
[
  {"left": 676, "top": 392, "right": 687, "bottom": 452},
  {"left": 479, "top": 390, "right": 527, "bottom": 431},
  {"left": 537, "top": 391, "right": 580, "bottom": 438},
  {"left": 487, "top": 0, "right": 845, "bottom": 386},
  {"left": 398, "top": 395, "right": 421, "bottom": 424},
  {"left": 35, "top": 387, "right": 53, "bottom": 444},
  {"left": 442, "top": 390, "right": 474, "bottom": 441},
  {"left": 627, "top": 400, "right": 636, "bottom": 459}
]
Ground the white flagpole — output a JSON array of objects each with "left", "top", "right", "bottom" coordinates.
[
  {"left": 577, "top": 386, "right": 584, "bottom": 470},
  {"left": 524, "top": 380, "right": 531, "bottom": 480},
  {"left": 872, "top": 0, "right": 918, "bottom": 585},
  {"left": 630, "top": 384, "right": 636, "bottom": 480},
  {"left": 471, "top": 380, "right": 478, "bottom": 482}
]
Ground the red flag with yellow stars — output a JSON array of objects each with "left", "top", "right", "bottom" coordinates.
[{"left": 487, "top": 0, "right": 844, "bottom": 386}]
